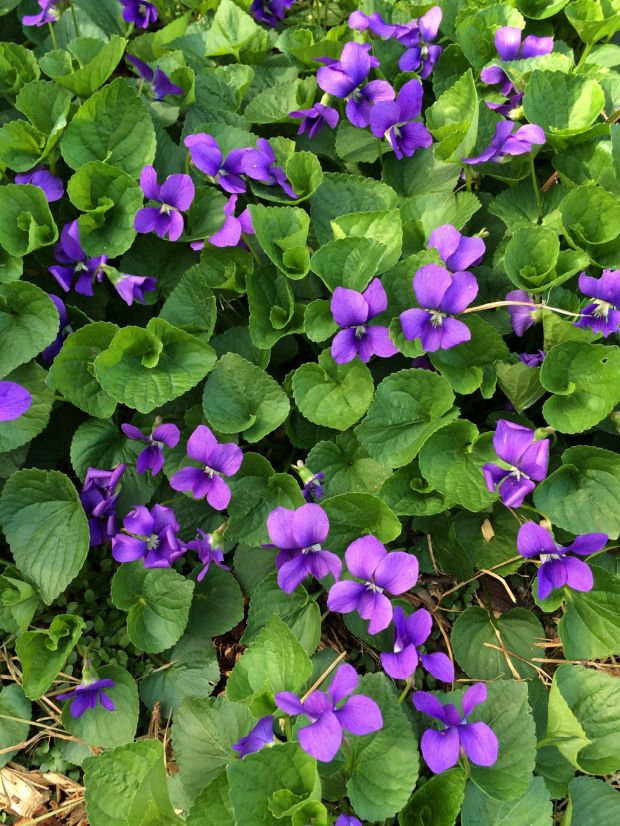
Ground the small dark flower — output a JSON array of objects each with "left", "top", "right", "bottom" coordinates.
[
  {"left": 57, "top": 678, "right": 115, "bottom": 718},
  {"left": 119, "top": 0, "right": 157, "bottom": 29},
  {"left": 370, "top": 79, "right": 432, "bottom": 160},
  {"left": 482, "top": 420, "right": 549, "bottom": 508},
  {"left": 126, "top": 55, "right": 183, "bottom": 100},
  {"left": 301, "top": 471, "right": 324, "bottom": 502},
  {"left": 506, "top": 290, "right": 538, "bottom": 336},
  {"left": 80, "top": 466, "right": 126, "bottom": 547},
  {"left": 381, "top": 606, "right": 454, "bottom": 683},
  {"left": 250, "top": 0, "right": 295, "bottom": 26},
  {"left": 289, "top": 103, "right": 340, "bottom": 138},
  {"left": 134, "top": 166, "right": 195, "bottom": 242},
  {"left": 112, "top": 504, "right": 184, "bottom": 568},
  {"left": 331, "top": 278, "right": 398, "bottom": 363},
  {"left": 398, "top": 7, "right": 443, "bottom": 79},
  {"left": 428, "top": 224, "right": 485, "bottom": 272},
  {"left": 184, "top": 133, "right": 248, "bottom": 194},
  {"left": 41, "top": 295, "right": 70, "bottom": 364},
  {"left": 481, "top": 27, "right": 553, "bottom": 102},
  {"left": 463, "top": 121, "right": 545, "bottom": 165},
  {"left": 574, "top": 269, "right": 620, "bottom": 337},
  {"left": 49, "top": 221, "right": 107, "bottom": 296},
  {"left": 121, "top": 422, "right": 180, "bottom": 476},
  {"left": 519, "top": 350, "right": 545, "bottom": 367},
  {"left": 22, "top": 0, "right": 60, "bottom": 26},
  {"left": 208, "top": 195, "right": 254, "bottom": 248},
  {"left": 241, "top": 139, "right": 297, "bottom": 199},
  {"left": 114, "top": 274, "right": 157, "bottom": 306},
  {"left": 15, "top": 168, "right": 64, "bottom": 201},
  {"left": 232, "top": 716, "right": 274, "bottom": 757},
  {"left": 186, "top": 529, "right": 229, "bottom": 582},
  {"left": 0, "top": 382, "right": 31, "bottom": 421}
]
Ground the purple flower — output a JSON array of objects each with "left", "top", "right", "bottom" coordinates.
[
  {"left": 232, "top": 716, "right": 274, "bottom": 758},
  {"left": 335, "top": 816, "right": 362, "bottom": 826},
  {"left": 348, "top": 10, "right": 412, "bottom": 41},
  {"left": 574, "top": 270, "right": 620, "bottom": 337},
  {"left": 169, "top": 425, "right": 242, "bottom": 510},
  {"left": 114, "top": 273, "right": 157, "bottom": 306},
  {"left": 250, "top": 0, "right": 294, "bottom": 26},
  {"left": 481, "top": 27, "right": 553, "bottom": 99},
  {"left": 79, "top": 466, "right": 126, "bottom": 547},
  {"left": 316, "top": 42, "right": 395, "bottom": 128},
  {"left": 301, "top": 472, "right": 324, "bottom": 503},
  {"left": 125, "top": 55, "right": 183, "bottom": 100},
  {"left": 15, "top": 168, "right": 64, "bottom": 202},
  {"left": 209, "top": 195, "right": 254, "bottom": 248},
  {"left": 48, "top": 221, "right": 107, "bottom": 296},
  {"left": 428, "top": 225, "right": 485, "bottom": 272},
  {"left": 184, "top": 134, "right": 248, "bottom": 194},
  {"left": 119, "top": 0, "right": 157, "bottom": 28},
  {"left": 134, "top": 166, "right": 195, "bottom": 242},
  {"left": 41, "top": 294, "right": 70, "bottom": 364},
  {"left": 267, "top": 503, "right": 341, "bottom": 593},
  {"left": 330, "top": 278, "right": 398, "bottom": 364},
  {"left": 517, "top": 521, "right": 607, "bottom": 601},
  {"left": 289, "top": 103, "right": 340, "bottom": 139},
  {"left": 506, "top": 290, "right": 539, "bottom": 336},
  {"left": 241, "top": 139, "right": 297, "bottom": 199},
  {"left": 121, "top": 422, "right": 180, "bottom": 476},
  {"left": 22, "top": 0, "right": 60, "bottom": 26},
  {"left": 369, "top": 79, "right": 432, "bottom": 160},
  {"left": 186, "top": 529, "right": 229, "bottom": 582},
  {"left": 327, "top": 536, "right": 418, "bottom": 634},
  {"left": 275, "top": 663, "right": 382, "bottom": 762},
  {"left": 519, "top": 350, "right": 545, "bottom": 367},
  {"left": 400, "top": 264, "right": 478, "bottom": 352},
  {"left": 0, "top": 382, "right": 31, "bottom": 421},
  {"left": 482, "top": 420, "right": 549, "bottom": 509},
  {"left": 112, "top": 504, "right": 184, "bottom": 568},
  {"left": 57, "top": 678, "right": 115, "bottom": 718},
  {"left": 380, "top": 607, "right": 454, "bottom": 683},
  {"left": 463, "top": 121, "right": 545, "bottom": 165},
  {"left": 398, "top": 7, "right": 443, "bottom": 79},
  {"left": 413, "top": 683, "right": 499, "bottom": 774}
]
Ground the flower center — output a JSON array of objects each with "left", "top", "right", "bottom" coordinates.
[
  {"left": 74, "top": 261, "right": 87, "bottom": 272},
  {"left": 160, "top": 203, "right": 172, "bottom": 215},
  {"left": 203, "top": 465, "right": 218, "bottom": 478},
  {"left": 430, "top": 310, "right": 445, "bottom": 327},
  {"left": 146, "top": 533, "right": 159, "bottom": 550},
  {"left": 540, "top": 552, "right": 561, "bottom": 563},
  {"left": 421, "top": 44, "right": 429, "bottom": 59},
  {"left": 366, "top": 581, "right": 384, "bottom": 594},
  {"left": 354, "top": 325, "right": 367, "bottom": 339},
  {"left": 593, "top": 299, "right": 613, "bottom": 319},
  {"left": 302, "top": 543, "right": 322, "bottom": 555}
]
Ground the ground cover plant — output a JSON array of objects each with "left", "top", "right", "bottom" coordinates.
[{"left": 0, "top": 0, "right": 619, "bottom": 823}]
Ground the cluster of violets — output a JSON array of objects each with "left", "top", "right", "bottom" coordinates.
[{"left": 23, "top": 0, "right": 158, "bottom": 28}]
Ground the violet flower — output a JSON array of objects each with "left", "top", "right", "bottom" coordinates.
[
  {"left": 134, "top": 165, "right": 195, "bottom": 242},
  {"left": 48, "top": 221, "right": 107, "bottom": 296},
  {"left": 301, "top": 471, "right": 324, "bottom": 503},
  {"left": 112, "top": 504, "right": 184, "bottom": 568},
  {"left": 506, "top": 290, "right": 538, "bottom": 336},
  {"left": 114, "top": 274, "right": 157, "bottom": 306},
  {"left": 335, "top": 816, "right": 362, "bottom": 826},
  {"left": 41, "top": 294, "right": 70, "bottom": 364},
  {"left": 574, "top": 270, "right": 620, "bottom": 337},
  {"left": 250, "top": 0, "right": 294, "bottom": 26},
  {"left": 331, "top": 278, "right": 398, "bottom": 364},
  {"left": 519, "top": 350, "right": 545, "bottom": 367},
  {"left": 316, "top": 42, "right": 395, "bottom": 129},
  {"left": 121, "top": 422, "right": 180, "bottom": 476},
  {"left": 22, "top": 0, "right": 60, "bottom": 26},
  {"left": 169, "top": 425, "right": 242, "bottom": 510},
  {"left": 369, "top": 79, "right": 432, "bottom": 160},
  {"left": 15, "top": 168, "right": 64, "bottom": 202},
  {"left": 413, "top": 683, "right": 498, "bottom": 774},
  {"left": 380, "top": 607, "right": 454, "bottom": 683},
  {"left": 327, "top": 535, "right": 418, "bottom": 634},
  {"left": 482, "top": 420, "right": 549, "bottom": 508},
  {"left": 348, "top": 10, "right": 413, "bottom": 40},
  {"left": 125, "top": 55, "right": 183, "bottom": 100},
  {"left": 275, "top": 663, "right": 382, "bottom": 762},
  {"left": 400, "top": 264, "right": 478, "bottom": 352},
  {"left": 209, "top": 195, "right": 254, "bottom": 248},
  {"left": 79, "top": 465, "right": 126, "bottom": 547},
  {"left": 266, "top": 503, "right": 341, "bottom": 593},
  {"left": 57, "top": 678, "right": 115, "bottom": 718},
  {"left": 119, "top": 0, "right": 157, "bottom": 28},
  {"left": 0, "top": 382, "right": 31, "bottom": 422},
  {"left": 517, "top": 521, "right": 607, "bottom": 601},
  {"left": 232, "top": 716, "right": 274, "bottom": 758},
  {"left": 184, "top": 133, "right": 248, "bottom": 194},
  {"left": 463, "top": 121, "right": 545, "bottom": 165},
  {"left": 289, "top": 103, "right": 340, "bottom": 138},
  {"left": 428, "top": 224, "right": 485, "bottom": 272},
  {"left": 186, "top": 529, "right": 229, "bottom": 582},
  {"left": 241, "top": 139, "right": 297, "bottom": 199},
  {"left": 481, "top": 27, "right": 553, "bottom": 100},
  {"left": 398, "top": 7, "right": 443, "bottom": 79}
]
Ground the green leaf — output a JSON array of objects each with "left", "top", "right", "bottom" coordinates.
[
  {"left": 517, "top": 0, "right": 569, "bottom": 18},
  {"left": 304, "top": 299, "right": 338, "bottom": 343},
  {"left": 227, "top": 468, "right": 304, "bottom": 546},
  {"left": 111, "top": 564, "right": 195, "bottom": 654},
  {"left": 40, "top": 36, "right": 127, "bottom": 96},
  {"left": 331, "top": 209, "right": 402, "bottom": 274},
  {"left": 336, "top": 119, "right": 382, "bottom": 163},
  {"left": 0, "top": 469, "right": 89, "bottom": 605},
  {"left": 187, "top": 772, "right": 234, "bottom": 826},
  {"left": 461, "top": 776, "right": 552, "bottom": 826},
  {"left": 0, "top": 283, "right": 58, "bottom": 378},
  {"left": 456, "top": 5, "right": 525, "bottom": 70},
  {"left": 174, "top": 695, "right": 255, "bottom": 800},
  {"left": 495, "top": 361, "right": 545, "bottom": 412},
  {"left": 292, "top": 350, "right": 374, "bottom": 431},
  {"left": 0, "top": 43, "right": 40, "bottom": 97},
  {"left": 247, "top": 265, "right": 304, "bottom": 348},
  {"left": 380, "top": 463, "right": 454, "bottom": 517},
  {"left": 185, "top": 565, "right": 245, "bottom": 639},
  {"left": 523, "top": 71, "right": 605, "bottom": 137},
  {"left": 0, "top": 120, "right": 46, "bottom": 172},
  {"left": 94, "top": 318, "right": 216, "bottom": 414},
  {"left": 0, "top": 684, "right": 31, "bottom": 769},
  {"left": 61, "top": 78, "right": 156, "bottom": 177},
  {"left": 559, "top": 566, "right": 620, "bottom": 660},
  {"left": 245, "top": 78, "right": 315, "bottom": 125},
  {"left": 310, "top": 236, "right": 385, "bottom": 292},
  {"left": 70, "top": 417, "right": 139, "bottom": 479},
  {"left": 160, "top": 264, "right": 217, "bottom": 341},
  {"left": 15, "top": 79, "right": 72, "bottom": 139},
  {"left": 321, "top": 493, "right": 401, "bottom": 554},
  {"left": 0, "top": 362, "right": 53, "bottom": 453},
  {"left": 249, "top": 205, "right": 310, "bottom": 279},
  {"left": 356, "top": 369, "right": 457, "bottom": 468},
  {"left": 0, "top": 572, "right": 39, "bottom": 635},
  {"left": 202, "top": 353, "right": 289, "bottom": 442},
  {"left": 204, "top": 0, "right": 268, "bottom": 58},
  {"left": 62, "top": 665, "right": 138, "bottom": 749},
  {"left": 0, "top": 183, "right": 58, "bottom": 256},
  {"left": 566, "top": 776, "right": 620, "bottom": 826},
  {"left": 426, "top": 70, "right": 479, "bottom": 162},
  {"left": 398, "top": 768, "right": 465, "bottom": 826},
  {"left": 306, "top": 432, "right": 391, "bottom": 497},
  {"left": 565, "top": 0, "right": 620, "bottom": 43},
  {"left": 559, "top": 183, "right": 620, "bottom": 266},
  {"left": 16, "top": 614, "right": 85, "bottom": 700}
]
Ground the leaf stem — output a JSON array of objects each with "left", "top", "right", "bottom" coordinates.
[
  {"left": 70, "top": 1, "right": 81, "bottom": 37},
  {"left": 47, "top": 22, "right": 58, "bottom": 50},
  {"left": 397, "top": 677, "right": 413, "bottom": 705},
  {"left": 529, "top": 154, "right": 542, "bottom": 223}
]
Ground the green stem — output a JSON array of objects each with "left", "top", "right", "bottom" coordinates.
[
  {"left": 576, "top": 42, "right": 593, "bottom": 69},
  {"left": 48, "top": 22, "right": 58, "bottom": 50},
  {"left": 397, "top": 677, "right": 413, "bottom": 705},
  {"left": 70, "top": 1, "right": 80, "bottom": 37},
  {"left": 529, "top": 154, "right": 542, "bottom": 223}
]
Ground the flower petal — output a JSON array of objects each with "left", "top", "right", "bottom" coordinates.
[
  {"left": 565, "top": 533, "right": 608, "bottom": 556},
  {"left": 335, "top": 695, "right": 383, "bottom": 735},
  {"left": 517, "top": 522, "right": 556, "bottom": 558},
  {"left": 374, "top": 551, "right": 418, "bottom": 594},
  {"left": 331, "top": 287, "right": 369, "bottom": 327},
  {"left": 327, "top": 580, "right": 366, "bottom": 614},
  {"left": 459, "top": 722, "right": 498, "bottom": 766},
  {"left": 299, "top": 711, "right": 343, "bottom": 762},
  {"left": 413, "top": 264, "right": 452, "bottom": 309},
  {"left": 462, "top": 682, "right": 487, "bottom": 716},
  {"left": 420, "top": 727, "right": 461, "bottom": 773},
  {"left": 344, "top": 535, "right": 387, "bottom": 580},
  {"left": 420, "top": 652, "right": 455, "bottom": 683},
  {"left": 563, "top": 556, "right": 594, "bottom": 593},
  {"left": 328, "top": 663, "right": 358, "bottom": 703}
]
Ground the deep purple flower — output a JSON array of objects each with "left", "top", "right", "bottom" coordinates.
[
  {"left": 241, "top": 139, "right": 297, "bottom": 199},
  {"left": 41, "top": 294, "right": 70, "bottom": 364},
  {"left": 0, "top": 382, "right": 31, "bottom": 421},
  {"left": 348, "top": 10, "right": 412, "bottom": 40},
  {"left": 275, "top": 663, "right": 382, "bottom": 762},
  {"left": 169, "top": 425, "right": 242, "bottom": 510},
  {"left": 125, "top": 55, "right": 183, "bottom": 100},
  {"left": 302, "top": 472, "right": 324, "bottom": 502},
  {"left": 400, "top": 264, "right": 478, "bottom": 352},
  {"left": 330, "top": 278, "right": 398, "bottom": 364},
  {"left": 209, "top": 195, "right": 254, "bottom": 248},
  {"left": 267, "top": 503, "right": 341, "bottom": 593},
  {"left": 112, "top": 504, "right": 184, "bottom": 568},
  {"left": 335, "top": 816, "right": 362, "bottom": 826},
  {"left": 506, "top": 290, "right": 538, "bottom": 336},
  {"left": 80, "top": 466, "right": 126, "bottom": 547},
  {"left": 114, "top": 273, "right": 157, "bottom": 306},
  {"left": 380, "top": 607, "right": 454, "bottom": 683},
  {"left": 22, "top": 0, "right": 60, "bottom": 26},
  {"left": 369, "top": 79, "right": 432, "bottom": 160},
  {"left": 428, "top": 225, "right": 485, "bottom": 272},
  {"left": 481, "top": 27, "right": 553, "bottom": 99},
  {"left": 316, "top": 42, "right": 395, "bottom": 128},
  {"left": 327, "top": 536, "right": 418, "bottom": 634},
  {"left": 49, "top": 221, "right": 107, "bottom": 296},
  {"left": 186, "top": 529, "right": 229, "bottom": 582},
  {"left": 232, "top": 716, "right": 274, "bottom": 758},
  {"left": 134, "top": 166, "right": 195, "bottom": 242},
  {"left": 517, "top": 521, "right": 607, "bottom": 601},
  {"left": 519, "top": 350, "right": 545, "bottom": 367},
  {"left": 15, "top": 168, "right": 64, "bottom": 202},
  {"left": 57, "top": 678, "right": 115, "bottom": 718},
  {"left": 250, "top": 0, "right": 294, "bottom": 26},
  {"left": 574, "top": 270, "right": 620, "bottom": 337},
  {"left": 398, "top": 7, "right": 443, "bottom": 79},
  {"left": 121, "top": 422, "right": 180, "bottom": 476},
  {"left": 119, "top": 0, "right": 157, "bottom": 28},
  {"left": 482, "top": 420, "right": 549, "bottom": 508},
  {"left": 289, "top": 103, "right": 340, "bottom": 139},
  {"left": 184, "top": 134, "right": 248, "bottom": 194},
  {"left": 463, "top": 121, "right": 545, "bottom": 165},
  {"left": 413, "top": 683, "right": 498, "bottom": 774}
]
